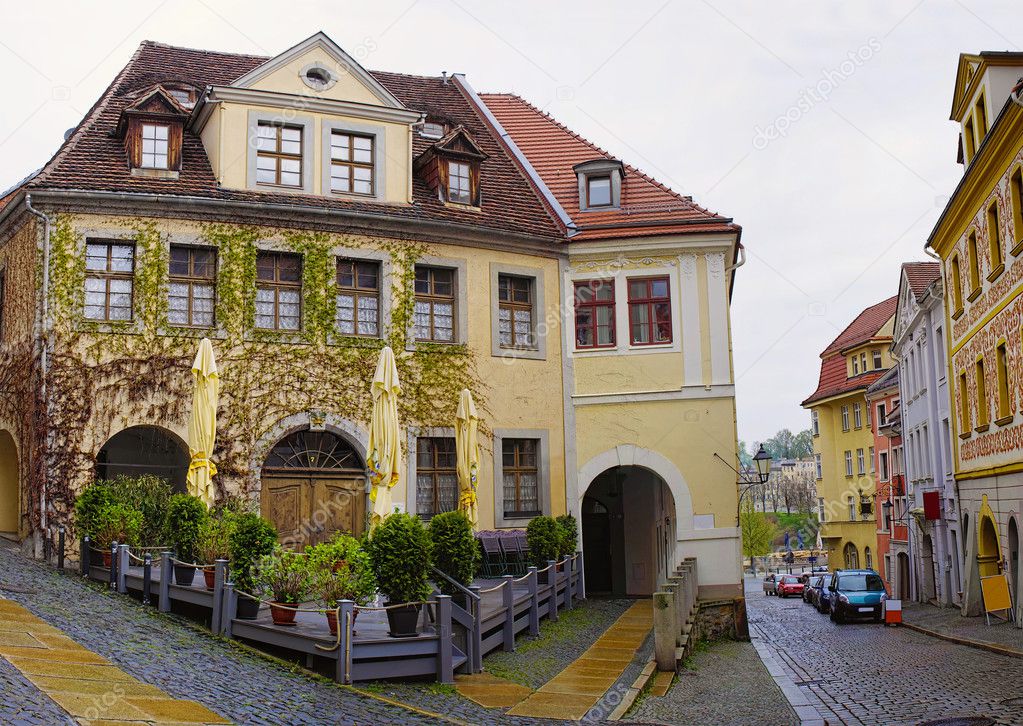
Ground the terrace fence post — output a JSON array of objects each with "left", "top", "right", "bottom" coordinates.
[
  {"left": 336, "top": 600, "right": 354, "bottom": 685},
  {"left": 437, "top": 595, "right": 454, "bottom": 685},
  {"left": 116, "top": 544, "right": 129, "bottom": 594},
  {"left": 223, "top": 582, "right": 236, "bottom": 638},
  {"left": 547, "top": 560, "right": 559, "bottom": 622},
  {"left": 653, "top": 590, "right": 676, "bottom": 671},
  {"left": 564, "top": 557, "right": 574, "bottom": 610},
  {"left": 57, "top": 526, "right": 65, "bottom": 571},
  {"left": 668, "top": 575, "right": 684, "bottom": 646},
  {"left": 212, "top": 559, "right": 228, "bottom": 634},
  {"left": 142, "top": 554, "right": 153, "bottom": 606},
  {"left": 527, "top": 566, "right": 540, "bottom": 637},
  {"left": 469, "top": 585, "right": 483, "bottom": 673},
  {"left": 109, "top": 541, "right": 118, "bottom": 589},
  {"left": 577, "top": 550, "right": 586, "bottom": 600},
  {"left": 158, "top": 551, "right": 171, "bottom": 612},
  {"left": 80, "top": 535, "right": 89, "bottom": 577},
  {"left": 502, "top": 576, "right": 515, "bottom": 652}
]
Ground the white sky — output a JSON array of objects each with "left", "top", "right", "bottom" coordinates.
[{"left": 0, "top": 1, "right": 1017, "bottom": 444}]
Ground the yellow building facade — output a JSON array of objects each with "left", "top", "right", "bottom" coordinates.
[{"left": 803, "top": 300, "right": 897, "bottom": 572}]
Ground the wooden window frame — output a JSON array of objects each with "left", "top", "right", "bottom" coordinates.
[
  {"left": 328, "top": 131, "right": 375, "bottom": 197},
  {"left": 1010, "top": 166, "right": 1023, "bottom": 256},
  {"left": 414, "top": 265, "right": 456, "bottom": 343},
  {"left": 447, "top": 160, "right": 471, "bottom": 205},
  {"left": 586, "top": 175, "right": 612, "bottom": 208},
  {"left": 497, "top": 274, "right": 535, "bottom": 350},
  {"left": 255, "top": 122, "right": 303, "bottom": 188},
  {"left": 416, "top": 437, "right": 457, "bottom": 518},
  {"left": 168, "top": 245, "right": 216, "bottom": 328},
  {"left": 502, "top": 438, "right": 541, "bottom": 518},
  {"left": 336, "top": 258, "right": 381, "bottom": 338},
  {"left": 967, "top": 230, "right": 982, "bottom": 300},
  {"left": 255, "top": 251, "right": 302, "bottom": 331},
  {"left": 84, "top": 240, "right": 135, "bottom": 322},
  {"left": 975, "top": 357, "right": 989, "bottom": 430},
  {"left": 574, "top": 279, "right": 616, "bottom": 350},
  {"left": 627, "top": 276, "right": 672, "bottom": 346}
]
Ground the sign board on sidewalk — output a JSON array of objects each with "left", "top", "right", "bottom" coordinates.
[
  {"left": 884, "top": 598, "right": 902, "bottom": 625},
  {"left": 980, "top": 573, "right": 1012, "bottom": 623}
]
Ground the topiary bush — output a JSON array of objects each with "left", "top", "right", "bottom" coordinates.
[
  {"left": 428, "top": 511, "right": 479, "bottom": 595},
  {"left": 73, "top": 483, "right": 116, "bottom": 541},
  {"left": 555, "top": 514, "right": 578, "bottom": 558},
  {"left": 164, "top": 494, "right": 209, "bottom": 563},
  {"left": 366, "top": 513, "right": 432, "bottom": 604},
  {"left": 229, "top": 513, "right": 279, "bottom": 595},
  {"left": 526, "top": 515, "right": 562, "bottom": 567}
]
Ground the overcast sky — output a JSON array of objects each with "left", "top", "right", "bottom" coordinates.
[{"left": 0, "top": 1, "right": 1016, "bottom": 445}]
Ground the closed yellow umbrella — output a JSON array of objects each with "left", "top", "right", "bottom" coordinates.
[
  {"left": 187, "top": 338, "right": 218, "bottom": 507},
  {"left": 368, "top": 346, "right": 402, "bottom": 529},
  {"left": 455, "top": 388, "right": 480, "bottom": 529}
]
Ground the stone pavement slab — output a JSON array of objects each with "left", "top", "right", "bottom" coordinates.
[
  {"left": 453, "top": 673, "right": 532, "bottom": 708},
  {"left": 902, "top": 601, "right": 1023, "bottom": 655}
]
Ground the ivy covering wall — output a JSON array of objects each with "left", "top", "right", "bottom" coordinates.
[{"left": 19, "top": 214, "right": 485, "bottom": 534}]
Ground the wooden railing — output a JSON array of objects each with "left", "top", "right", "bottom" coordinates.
[{"left": 653, "top": 556, "right": 698, "bottom": 671}]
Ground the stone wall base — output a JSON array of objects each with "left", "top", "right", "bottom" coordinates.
[{"left": 695, "top": 597, "right": 748, "bottom": 641}]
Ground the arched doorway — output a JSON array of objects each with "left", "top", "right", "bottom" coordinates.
[
  {"left": 0, "top": 430, "right": 19, "bottom": 536},
  {"left": 921, "top": 534, "right": 936, "bottom": 601},
  {"left": 978, "top": 514, "right": 1000, "bottom": 578},
  {"left": 843, "top": 542, "right": 859, "bottom": 569},
  {"left": 897, "top": 552, "right": 910, "bottom": 599},
  {"left": 261, "top": 427, "right": 366, "bottom": 547},
  {"left": 581, "top": 465, "right": 675, "bottom": 596},
  {"left": 96, "top": 426, "right": 189, "bottom": 491},
  {"left": 1008, "top": 518, "right": 1020, "bottom": 612}
]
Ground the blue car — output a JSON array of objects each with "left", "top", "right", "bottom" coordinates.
[
  {"left": 811, "top": 573, "right": 835, "bottom": 613},
  {"left": 828, "top": 569, "right": 886, "bottom": 624}
]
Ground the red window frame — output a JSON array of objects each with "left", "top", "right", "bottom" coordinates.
[
  {"left": 627, "top": 276, "right": 672, "bottom": 345},
  {"left": 573, "top": 280, "right": 615, "bottom": 349}
]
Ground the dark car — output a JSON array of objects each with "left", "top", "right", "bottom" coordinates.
[
  {"left": 811, "top": 574, "right": 835, "bottom": 613},
  {"left": 828, "top": 569, "right": 886, "bottom": 623},
  {"left": 802, "top": 576, "right": 816, "bottom": 603}
]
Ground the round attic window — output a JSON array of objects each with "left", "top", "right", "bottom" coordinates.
[{"left": 300, "top": 63, "right": 336, "bottom": 91}]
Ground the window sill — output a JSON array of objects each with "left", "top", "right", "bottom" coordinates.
[
  {"left": 627, "top": 342, "right": 674, "bottom": 351},
  {"left": 952, "top": 307, "right": 964, "bottom": 320},
  {"left": 995, "top": 414, "right": 1014, "bottom": 427},
  {"left": 493, "top": 346, "right": 545, "bottom": 361},
  {"left": 959, "top": 431, "right": 971, "bottom": 440},
  {"left": 986, "top": 264, "right": 1005, "bottom": 283},
  {"left": 1011, "top": 239, "right": 1023, "bottom": 257},
  {"left": 441, "top": 200, "right": 482, "bottom": 212},
  {"left": 974, "top": 423, "right": 990, "bottom": 433},
  {"left": 131, "top": 167, "right": 179, "bottom": 180},
  {"left": 967, "top": 288, "right": 982, "bottom": 303}
]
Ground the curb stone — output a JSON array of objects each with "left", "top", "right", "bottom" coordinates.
[{"left": 748, "top": 631, "right": 825, "bottom": 726}]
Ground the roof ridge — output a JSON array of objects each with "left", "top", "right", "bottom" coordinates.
[
  {"left": 139, "top": 39, "right": 269, "bottom": 61},
  {"left": 821, "top": 295, "right": 897, "bottom": 356}
]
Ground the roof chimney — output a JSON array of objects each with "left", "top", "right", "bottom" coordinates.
[{"left": 442, "top": 71, "right": 448, "bottom": 84}]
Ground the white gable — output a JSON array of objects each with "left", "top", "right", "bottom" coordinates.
[{"left": 232, "top": 32, "right": 405, "bottom": 109}]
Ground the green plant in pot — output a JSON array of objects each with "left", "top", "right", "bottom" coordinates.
[
  {"left": 308, "top": 533, "right": 376, "bottom": 635},
  {"left": 229, "top": 513, "right": 279, "bottom": 619},
  {"left": 254, "top": 546, "right": 310, "bottom": 626},
  {"left": 366, "top": 512, "right": 432, "bottom": 637},
  {"left": 74, "top": 484, "right": 116, "bottom": 565},
  {"left": 106, "top": 475, "right": 173, "bottom": 549},
  {"left": 526, "top": 515, "right": 562, "bottom": 582},
  {"left": 428, "top": 511, "right": 479, "bottom": 603},
  {"left": 164, "top": 494, "right": 209, "bottom": 586},
  {"left": 197, "top": 513, "right": 235, "bottom": 591},
  {"left": 555, "top": 514, "right": 578, "bottom": 559},
  {"left": 92, "top": 502, "right": 142, "bottom": 568}
]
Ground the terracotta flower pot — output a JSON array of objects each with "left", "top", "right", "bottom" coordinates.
[
  {"left": 326, "top": 608, "right": 359, "bottom": 635},
  {"left": 202, "top": 567, "right": 216, "bottom": 591},
  {"left": 101, "top": 550, "right": 112, "bottom": 568},
  {"left": 269, "top": 602, "right": 298, "bottom": 626}
]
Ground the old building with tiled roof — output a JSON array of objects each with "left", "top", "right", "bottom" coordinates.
[
  {"left": 803, "top": 296, "right": 897, "bottom": 575},
  {"left": 0, "top": 33, "right": 743, "bottom": 600}
]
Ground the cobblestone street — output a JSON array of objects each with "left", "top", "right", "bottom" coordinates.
[{"left": 748, "top": 576, "right": 1023, "bottom": 725}]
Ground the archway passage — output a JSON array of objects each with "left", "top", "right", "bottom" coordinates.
[
  {"left": 96, "top": 426, "right": 189, "bottom": 491},
  {"left": 0, "top": 430, "right": 19, "bottom": 536},
  {"left": 978, "top": 514, "right": 1000, "bottom": 578},
  {"left": 581, "top": 466, "right": 675, "bottom": 597},
  {"left": 261, "top": 428, "right": 366, "bottom": 547}
]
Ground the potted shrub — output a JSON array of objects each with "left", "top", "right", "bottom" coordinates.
[
  {"left": 164, "top": 494, "right": 209, "bottom": 586},
  {"left": 197, "top": 513, "right": 235, "bottom": 590},
  {"left": 308, "top": 534, "right": 376, "bottom": 635},
  {"left": 106, "top": 475, "right": 173, "bottom": 549},
  {"left": 229, "top": 513, "right": 279, "bottom": 619},
  {"left": 526, "top": 516, "right": 561, "bottom": 583},
  {"left": 428, "top": 511, "right": 479, "bottom": 601},
  {"left": 254, "top": 547, "right": 310, "bottom": 626},
  {"left": 366, "top": 513, "right": 431, "bottom": 637},
  {"left": 73, "top": 484, "right": 116, "bottom": 564},
  {"left": 92, "top": 502, "right": 142, "bottom": 567},
  {"left": 556, "top": 514, "right": 578, "bottom": 559}
]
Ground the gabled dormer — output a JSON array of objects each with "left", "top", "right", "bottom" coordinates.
[
  {"left": 413, "top": 126, "right": 487, "bottom": 207},
  {"left": 573, "top": 159, "right": 624, "bottom": 211},
  {"left": 950, "top": 52, "right": 1023, "bottom": 168},
  {"left": 116, "top": 86, "right": 189, "bottom": 178}
]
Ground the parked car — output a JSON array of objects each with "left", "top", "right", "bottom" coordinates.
[
  {"left": 763, "top": 573, "right": 778, "bottom": 596},
  {"left": 776, "top": 575, "right": 804, "bottom": 598},
  {"left": 828, "top": 569, "right": 886, "bottom": 623},
  {"left": 802, "top": 576, "right": 816, "bottom": 603},
  {"left": 798, "top": 571, "right": 814, "bottom": 585},
  {"left": 811, "top": 574, "right": 835, "bottom": 613}
]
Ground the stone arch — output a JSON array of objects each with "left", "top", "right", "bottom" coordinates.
[
  {"left": 977, "top": 495, "right": 1001, "bottom": 578},
  {"left": 251, "top": 412, "right": 369, "bottom": 487},
  {"left": 577, "top": 444, "right": 694, "bottom": 535},
  {"left": 95, "top": 425, "right": 190, "bottom": 492},
  {"left": 0, "top": 429, "right": 19, "bottom": 535}
]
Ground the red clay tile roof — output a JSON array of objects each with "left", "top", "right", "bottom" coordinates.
[
  {"left": 478, "top": 94, "right": 739, "bottom": 241},
  {"left": 802, "top": 296, "right": 897, "bottom": 406},
  {"left": 17, "top": 41, "right": 561, "bottom": 242},
  {"left": 903, "top": 261, "right": 941, "bottom": 302}
]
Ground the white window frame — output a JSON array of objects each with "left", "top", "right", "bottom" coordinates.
[
  {"left": 140, "top": 123, "right": 169, "bottom": 169},
  {"left": 845, "top": 450, "right": 853, "bottom": 477}
]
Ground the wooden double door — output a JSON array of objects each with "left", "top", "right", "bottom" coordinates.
[{"left": 261, "top": 473, "right": 366, "bottom": 547}]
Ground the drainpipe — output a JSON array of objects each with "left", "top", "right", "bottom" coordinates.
[
  {"left": 724, "top": 243, "right": 746, "bottom": 272},
  {"left": 23, "top": 194, "right": 50, "bottom": 556}
]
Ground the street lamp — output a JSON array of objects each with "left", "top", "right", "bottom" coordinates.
[
  {"left": 753, "top": 445, "right": 772, "bottom": 483},
  {"left": 714, "top": 445, "right": 774, "bottom": 572}
]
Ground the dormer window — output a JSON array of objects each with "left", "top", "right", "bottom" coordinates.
[
  {"left": 141, "top": 124, "right": 169, "bottom": 169},
  {"left": 165, "top": 86, "right": 196, "bottom": 109},
  {"left": 329, "top": 131, "right": 374, "bottom": 195},
  {"left": 447, "top": 161, "right": 471, "bottom": 205},
  {"left": 256, "top": 122, "right": 303, "bottom": 188},
  {"left": 574, "top": 159, "right": 624, "bottom": 211},
  {"left": 421, "top": 122, "right": 446, "bottom": 139},
  {"left": 413, "top": 125, "right": 487, "bottom": 208}
]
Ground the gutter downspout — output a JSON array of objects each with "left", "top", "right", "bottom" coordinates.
[{"left": 23, "top": 194, "right": 50, "bottom": 557}]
